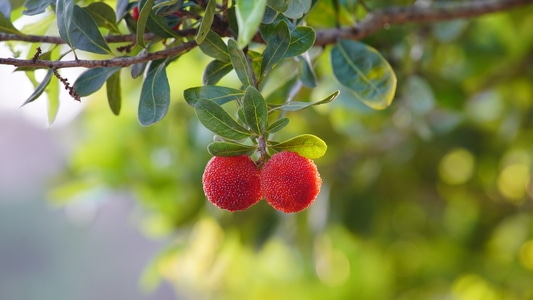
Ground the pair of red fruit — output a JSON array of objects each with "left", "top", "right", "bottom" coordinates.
[{"left": 202, "top": 151, "right": 322, "bottom": 213}]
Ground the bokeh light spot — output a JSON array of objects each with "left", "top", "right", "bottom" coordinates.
[
  {"left": 519, "top": 240, "right": 533, "bottom": 270},
  {"left": 452, "top": 274, "right": 498, "bottom": 300},
  {"left": 314, "top": 236, "right": 351, "bottom": 287},
  {"left": 439, "top": 148, "right": 475, "bottom": 185},
  {"left": 497, "top": 163, "right": 529, "bottom": 204}
]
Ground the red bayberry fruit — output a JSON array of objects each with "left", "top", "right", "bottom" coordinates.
[
  {"left": 202, "top": 155, "right": 262, "bottom": 211},
  {"left": 132, "top": 6, "right": 139, "bottom": 21},
  {"left": 261, "top": 151, "right": 322, "bottom": 213}
]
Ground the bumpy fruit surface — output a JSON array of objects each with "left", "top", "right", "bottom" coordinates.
[
  {"left": 202, "top": 155, "right": 262, "bottom": 211},
  {"left": 261, "top": 151, "right": 322, "bottom": 213}
]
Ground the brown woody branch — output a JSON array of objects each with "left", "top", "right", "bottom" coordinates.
[
  {"left": 314, "top": 0, "right": 533, "bottom": 45},
  {"left": 0, "top": 41, "right": 198, "bottom": 69},
  {"left": 0, "top": 0, "right": 531, "bottom": 69}
]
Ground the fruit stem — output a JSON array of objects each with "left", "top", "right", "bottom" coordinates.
[{"left": 257, "top": 135, "right": 267, "bottom": 167}]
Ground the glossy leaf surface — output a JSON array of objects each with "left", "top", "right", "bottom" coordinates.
[
  {"left": 270, "top": 134, "right": 327, "bottom": 159},
  {"left": 331, "top": 40, "right": 397, "bottom": 110},
  {"left": 138, "top": 61, "right": 170, "bottom": 126}
]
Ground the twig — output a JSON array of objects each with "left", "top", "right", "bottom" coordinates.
[{"left": 0, "top": 41, "right": 198, "bottom": 69}]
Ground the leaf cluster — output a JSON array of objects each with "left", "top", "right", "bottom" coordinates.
[{"left": 2, "top": 0, "right": 397, "bottom": 133}]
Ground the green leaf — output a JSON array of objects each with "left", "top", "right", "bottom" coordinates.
[
  {"left": 183, "top": 86, "right": 244, "bottom": 107},
  {"left": 196, "top": 0, "right": 215, "bottom": 44},
  {"left": 47, "top": 69, "right": 60, "bottom": 125},
  {"left": 235, "top": 0, "right": 267, "bottom": 49},
  {"left": 73, "top": 67, "right": 121, "bottom": 97},
  {"left": 198, "top": 31, "right": 230, "bottom": 62},
  {"left": 21, "top": 69, "right": 53, "bottom": 106},
  {"left": 146, "top": 13, "right": 181, "bottom": 38},
  {"left": 57, "top": 3, "right": 112, "bottom": 54},
  {"left": 203, "top": 59, "right": 233, "bottom": 85},
  {"left": 136, "top": 0, "right": 155, "bottom": 48},
  {"left": 270, "top": 134, "right": 327, "bottom": 159},
  {"left": 267, "top": 0, "right": 289, "bottom": 12},
  {"left": 207, "top": 142, "right": 256, "bottom": 156},
  {"left": 271, "top": 90, "right": 339, "bottom": 111},
  {"left": 283, "top": 0, "right": 311, "bottom": 19},
  {"left": 138, "top": 61, "right": 170, "bottom": 126},
  {"left": 284, "top": 26, "right": 315, "bottom": 58},
  {"left": 106, "top": 71, "right": 121, "bottom": 115},
  {"left": 262, "top": 6, "right": 278, "bottom": 24},
  {"left": 131, "top": 49, "right": 148, "bottom": 78},
  {"left": 0, "top": 13, "right": 26, "bottom": 36},
  {"left": 195, "top": 98, "right": 251, "bottom": 140},
  {"left": 23, "top": 0, "right": 54, "bottom": 16},
  {"left": 84, "top": 2, "right": 120, "bottom": 33},
  {"left": 297, "top": 55, "right": 317, "bottom": 87},
  {"left": 228, "top": 39, "right": 254, "bottom": 87},
  {"left": 266, "top": 117, "right": 289, "bottom": 133},
  {"left": 242, "top": 86, "right": 268, "bottom": 135},
  {"left": 115, "top": 0, "right": 130, "bottom": 21},
  {"left": 331, "top": 40, "right": 397, "bottom": 110},
  {"left": 261, "top": 20, "right": 290, "bottom": 78},
  {"left": 153, "top": 0, "right": 180, "bottom": 10}
]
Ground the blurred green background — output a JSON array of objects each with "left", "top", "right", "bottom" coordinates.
[{"left": 2, "top": 1, "right": 533, "bottom": 299}]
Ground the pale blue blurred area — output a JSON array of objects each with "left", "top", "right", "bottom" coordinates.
[{"left": 0, "top": 114, "right": 176, "bottom": 300}]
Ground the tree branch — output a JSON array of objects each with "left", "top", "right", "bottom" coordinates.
[
  {"left": 0, "top": 0, "right": 530, "bottom": 69},
  {"left": 0, "top": 41, "right": 197, "bottom": 69},
  {"left": 314, "top": 0, "right": 533, "bottom": 45}
]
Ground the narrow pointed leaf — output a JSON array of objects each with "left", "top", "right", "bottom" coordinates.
[
  {"left": 138, "top": 62, "right": 170, "bottom": 126},
  {"left": 331, "top": 40, "right": 397, "bottom": 110},
  {"left": 261, "top": 20, "right": 290, "bottom": 78},
  {"left": 271, "top": 90, "right": 339, "bottom": 111},
  {"left": 47, "top": 70, "right": 60, "bottom": 125},
  {"left": 183, "top": 86, "right": 244, "bottom": 107},
  {"left": 0, "top": 13, "right": 26, "bottom": 36},
  {"left": 73, "top": 67, "right": 121, "bottom": 97},
  {"left": 21, "top": 69, "right": 53, "bottom": 106},
  {"left": 198, "top": 31, "right": 230, "bottom": 62},
  {"left": 243, "top": 86, "right": 268, "bottom": 135},
  {"left": 106, "top": 71, "right": 121, "bottom": 115},
  {"left": 203, "top": 59, "right": 233, "bottom": 85},
  {"left": 136, "top": 0, "right": 155, "bottom": 48},
  {"left": 228, "top": 39, "right": 253, "bottom": 87},
  {"left": 196, "top": 0, "right": 215, "bottom": 44},
  {"left": 235, "top": 0, "right": 267, "bottom": 49},
  {"left": 207, "top": 142, "right": 256, "bottom": 156},
  {"left": 266, "top": 117, "right": 289, "bottom": 133},
  {"left": 153, "top": 0, "right": 180, "bottom": 10},
  {"left": 270, "top": 134, "right": 327, "bottom": 159},
  {"left": 195, "top": 98, "right": 251, "bottom": 140}
]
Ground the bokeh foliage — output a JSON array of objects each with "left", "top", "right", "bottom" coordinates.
[{"left": 19, "top": 1, "right": 533, "bottom": 299}]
